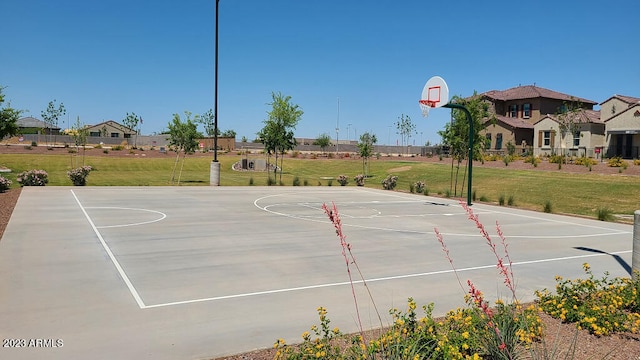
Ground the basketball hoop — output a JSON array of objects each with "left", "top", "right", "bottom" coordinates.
[{"left": 419, "top": 99, "right": 435, "bottom": 117}]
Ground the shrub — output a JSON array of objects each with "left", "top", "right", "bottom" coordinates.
[
  {"left": 549, "top": 154, "right": 566, "bottom": 164},
  {"left": 291, "top": 150, "right": 300, "bottom": 158},
  {"left": 337, "top": 175, "right": 348, "bottom": 186},
  {"left": 499, "top": 194, "right": 505, "bottom": 206},
  {"left": 112, "top": 145, "right": 124, "bottom": 151},
  {"left": 381, "top": 175, "right": 398, "bottom": 190},
  {"left": 0, "top": 175, "right": 12, "bottom": 192},
  {"left": 444, "top": 188, "right": 451, "bottom": 198},
  {"left": 608, "top": 156, "right": 628, "bottom": 169},
  {"left": 327, "top": 179, "right": 333, "bottom": 186},
  {"left": 292, "top": 176, "right": 300, "bottom": 186},
  {"left": 17, "top": 169, "right": 48, "bottom": 186},
  {"left": 267, "top": 177, "right": 276, "bottom": 186},
  {"left": 536, "top": 263, "right": 640, "bottom": 336},
  {"left": 353, "top": 174, "right": 365, "bottom": 186},
  {"left": 503, "top": 155, "right": 511, "bottom": 166},
  {"left": 31, "top": 141, "right": 37, "bottom": 147},
  {"left": 67, "top": 166, "right": 93, "bottom": 186},
  {"left": 543, "top": 200, "right": 553, "bottom": 213},
  {"left": 103, "top": 149, "right": 109, "bottom": 154},
  {"left": 409, "top": 183, "right": 415, "bottom": 193},
  {"left": 303, "top": 179, "right": 309, "bottom": 186},
  {"left": 249, "top": 177, "right": 254, "bottom": 186},
  {"left": 479, "top": 195, "right": 489, "bottom": 202},
  {"left": 524, "top": 155, "right": 540, "bottom": 167},
  {"left": 414, "top": 181, "right": 425, "bottom": 194},
  {"left": 634, "top": 159, "right": 640, "bottom": 166},
  {"left": 596, "top": 207, "right": 614, "bottom": 221},
  {"left": 507, "top": 195, "right": 515, "bottom": 206},
  {"left": 575, "top": 156, "right": 597, "bottom": 167},
  {"left": 472, "top": 189, "right": 477, "bottom": 201}
]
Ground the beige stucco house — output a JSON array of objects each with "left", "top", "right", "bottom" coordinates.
[
  {"left": 479, "top": 85, "right": 597, "bottom": 154},
  {"left": 533, "top": 109, "right": 604, "bottom": 158},
  {"left": 84, "top": 120, "right": 137, "bottom": 139},
  {"left": 601, "top": 95, "right": 640, "bottom": 159}
]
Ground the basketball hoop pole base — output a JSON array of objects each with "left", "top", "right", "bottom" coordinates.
[{"left": 443, "top": 103, "right": 474, "bottom": 206}]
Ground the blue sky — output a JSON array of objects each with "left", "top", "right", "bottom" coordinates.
[{"left": 2, "top": 0, "right": 638, "bottom": 145}]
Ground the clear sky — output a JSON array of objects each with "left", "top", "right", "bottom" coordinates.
[{"left": 2, "top": 0, "right": 638, "bottom": 145}]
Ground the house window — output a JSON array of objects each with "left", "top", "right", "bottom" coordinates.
[
  {"left": 496, "top": 133, "right": 503, "bottom": 150},
  {"left": 509, "top": 104, "right": 517, "bottom": 117},
  {"left": 111, "top": 133, "right": 120, "bottom": 138},
  {"left": 124, "top": 134, "right": 131, "bottom": 138},
  {"left": 89, "top": 131, "right": 100, "bottom": 137},
  {"left": 523, "top": 103, "right": 531, "bottom": 118},
  {"left": 485, "top": 133, "right": 492, "bottom": 149},
  {"left": 573, "top": 131, "right": 580, "bottom": 147},
  {"left": 543, "top": 131, "right": 551, "bottom": 147}
]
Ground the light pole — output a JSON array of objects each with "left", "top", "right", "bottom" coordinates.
[
  {"left": 347, "top": 123, "right": 351, "bottom": 142},
  {"left": 335, "top": 97, "right": 339, "bottom": 154},
  {"left": 210, "top": 0, "right": 221, "bottom": 185}
]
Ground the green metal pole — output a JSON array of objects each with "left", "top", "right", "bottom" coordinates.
[{"left": 443, "top": 103, "right": 474, "bottom": 206}]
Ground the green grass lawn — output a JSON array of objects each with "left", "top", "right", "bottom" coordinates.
[{"left": 1, "top": 152, "right": 638, "bottom": 218}]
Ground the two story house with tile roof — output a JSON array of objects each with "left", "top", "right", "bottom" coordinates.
[{"left": 478, "top": 85, "right": 598, "bottom": 154}]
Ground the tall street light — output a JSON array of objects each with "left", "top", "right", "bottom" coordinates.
[{"left": 210, "top": 0, "right": 221, "bottom": 185}]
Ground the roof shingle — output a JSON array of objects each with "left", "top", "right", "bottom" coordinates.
[{"left": 481, "top": 85, "right": 597, "bottom": 105}]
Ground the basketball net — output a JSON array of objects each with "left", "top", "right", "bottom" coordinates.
[{"left": 419, "top": 99, "right": 435, "bottom": 118}]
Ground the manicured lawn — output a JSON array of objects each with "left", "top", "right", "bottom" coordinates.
[{"left": 1, "top": 152, "right": 638, "bottom": 218}]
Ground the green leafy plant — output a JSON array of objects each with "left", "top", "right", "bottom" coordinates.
[
  {"left": 381, "top": 175, "right": 398, "bottom": 190},
  {"left": 414, "top": 181, "right": 425, "bottom": 194},
  {"left": 596, "top": 207, "right": 614, "bottom": 221},
  {"left": 16, "top": 169, "right": 48, "bottom": 186},
  {"left": 67, "top": 165, "right": 93, "bottom": 186},
  {"left": 499, "top": 194, "right": 505, "bottom": 206},
  {"left": 507, "top": 195, "right": 515, "bottom": 206},
  {"left": 0, "top": 175, "right": 11, "bottom": 192},
  {"left": 353, "top": 174, "right": 365, "bottom": 186},
  {"left": 543, "top": 200, "right": 553, "bottom": 213},
  {"left": 292, "top": 176, "right": 300, "bottom": 186},
  {"left": 337, "top": 175, "right": 348, "bottom": 186}
]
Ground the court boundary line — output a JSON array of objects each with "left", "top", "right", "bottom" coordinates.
[
  {"left": 143, "top": 249, "right": 631, "bottom": 309},
  {"left": 70, "top": 190, "right": 146, "bottom": 309}
]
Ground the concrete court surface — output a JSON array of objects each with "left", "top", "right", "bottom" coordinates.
[{"left": 0, "top": 186, "right": 634, "bottom": 359}]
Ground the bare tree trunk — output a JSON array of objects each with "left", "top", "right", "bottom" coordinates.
[{"left": 279, "top": 152, "right": 284, "bottom": 183}]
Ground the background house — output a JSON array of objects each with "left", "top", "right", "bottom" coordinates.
[
  {"left": 16, "top": 116, "right": 60, "bottom": 135},
  {"left": 479, "top": 85, "right": 597, "bottom": 154},
  {"left": 84, "top": 120, "right": 137, "bottom": 139},
  {"left": 601, "top": 95, "right": 640, "bottom": 159},
  {"left": 533, "top": 109, "right": 604, "bottom": 157}
]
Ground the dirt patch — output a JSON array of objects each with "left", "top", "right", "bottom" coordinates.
[{"left": 387, "top": 165, "right": 412, "bottom": 173}]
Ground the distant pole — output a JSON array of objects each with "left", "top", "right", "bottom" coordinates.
[
  {"left": 210, "top": 0, "right": 221, "bottom": 185},
  {"left": 633, "top": 210, "right": 640, "bottom": 279},
  {"left": 443, "top": 103, "right": 473, "bottom": 206},
  {"left": 336, "top": 97, "right": 339, "bottom": 154}
]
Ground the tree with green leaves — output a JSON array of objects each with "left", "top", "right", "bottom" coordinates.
[
  {"left": 257, "top": 92, "right": 303, "bottom": 182},
  {"left": 313, "top": 133, "right": 332, "bottom": 154},
  {"left": 122, "top": 112, "right": 141, "bottom": 147},
  {"left": 167, "top": 111, "right": 200, "bottom": 185},
  {"left": 395, "top": 114, "right": 416, "bottom": 155},
  {"left": 0, "top": 86, "right": 22, "bottom": 141},
  {"left": 438, "top": 91, "right": 496, "bottom": 196},
  {"left": 41, "top": 100, "right": 66, "bottom": 145},
  {"left": 198, "top": 109, "right": 216, "bottom": 138},
  {"left": 357, "top": 132, "right": 377, "bottom": 176},
  {"left": 221, "top": 129, "right": 236, "bottom": 138}
]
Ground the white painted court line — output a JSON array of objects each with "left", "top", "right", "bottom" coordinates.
[
  {"left": 83, "top": 206, "right": 167, "bottom": 228},
  {"left": 143, "top": 249, "right": 631, "bottom": 309},
  {"left": 70, "top": 190, "right": 146, "bottom": 309}
]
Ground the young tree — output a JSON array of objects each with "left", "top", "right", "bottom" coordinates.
[
  {"left": 68, "top": 116, "right": 88, "bottom": 167},
  {"left": 167, "top": 111, "right": 200, "bottom": 184},
  {"left": 313, "top": 133, "right": 332, "bottom": 154},
  {"left": 198, "top": 109, "right": 216, "bottom": 138},
  {"left": 41, "top": 100, "right": 66, "bottom": 145},
  {"left": 257, "top": 92, "right": 303, "bottom": 182},
  {"left": 438, "top": 91, "right": 495, "bottom": 196},
  {"left": 395, "top": 114, "right": 416, "bottom": 155},
  {"left": 357, "top": 132, "right": 377, "bottom": 176},
  {"left": 0, "top": 86, "right": 22, "bottom": 141},
  {"left": 122, "top": 112, "right": 141, "bottom": 147},
  {"left": 555, "top": 97, "right": 584, "bottom": 158}
]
